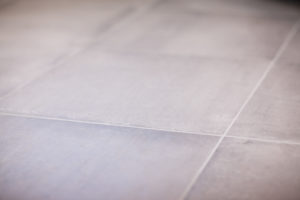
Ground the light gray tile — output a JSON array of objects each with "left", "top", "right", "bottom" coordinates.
[
  {"left": 96, "top": 12, "right": 295, "bottom": 59},
  {"left": 229, "top": 31, "right": 300, "bottom": 141},
  {"left": 281, "top": 30, "right": 300, "bottom": 64},
  {"left": 0, "top": 115, "right": 218, "bottom": 200},
  {"left": 0, "top": 52, "right": 267, "bottom": 134},
  {"left": 187, "top": 138, "right": 300, "bottom": 200},
  {"left": 153, "top": 0, "right": 300, "bottom": 18},
  {"left": 0, "top": 0, "right": 137, "bottom": 97}
]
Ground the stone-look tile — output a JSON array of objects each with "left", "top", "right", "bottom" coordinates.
[
  {"left": 153, "top": 0, "right": 300, "bottom": 18},
  {"left": 0, "top": 52, "right": 267, "bottom": 134},
  {"left": 0, "top": 0, "right": 140, "bottom": 97},
  {"left": 229, "top": 32, "right": 300, "bottom": 142},
  {"left": 187, "top": 138, "right": 300, "bottom": 200},
  {"left": 280, "top": 30, "right": 300, "bottom": 64},
  {"left": 96, "top": 12, "right": 294, "bottom": 59},
  {"left": 0, "top": 115, "right": 218, "bottom": 200}
]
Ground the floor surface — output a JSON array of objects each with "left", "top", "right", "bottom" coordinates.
[{"left": 0, "top": 0, "right": 300, "bottom": 199}]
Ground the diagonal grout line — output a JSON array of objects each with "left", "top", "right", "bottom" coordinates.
[
  {"left": 1, "top": 111, "right": 300, "bottom": 147},
  {"left": 0, "top": 111, "right": 221, "bottom": 138},
  {"left": 225, "top": 135, "right": 300, "bottom": 146},
  {"left": 178, "top": 19, "right": 300, "bottom": 200}
]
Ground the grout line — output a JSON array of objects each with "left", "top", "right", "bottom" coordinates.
[
  {"left": 178, "top": 19, "right": 300, "bottom": 200},
  {"left": 1, "top": 111, "right": 300, "bottom": 147},
  {"left": 225, "top": 135, "right": 300, "bottom": 146},
  {"left": 0, "top": 111, "right": 220, "bottom": 138}
]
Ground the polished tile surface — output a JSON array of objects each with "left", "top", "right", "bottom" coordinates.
[
  {"left": 96, "top": 12, "right": 295, "bottom": 59},
  {"left": 0, "top": 0, "right": 139, "bottom": 97},
  {"left": 0, "top": 52, "right": 267, "bottom": 134},
  {"left": 0, "top": 115, "right": 219, "bottom": 200},
  {"left": 0, "top": 0, "right": 300, "bottom": 199},
  {"left": 281, "top": 29, "right": 300, "bottom": 62},
  {"left": 229, "top": 31, "right": 300, "bottom": 142},
  {"left": 187, "top": 138, "right": 300, "bottom": 200}
]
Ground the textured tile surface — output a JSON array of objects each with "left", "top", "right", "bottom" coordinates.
[
  {"left": 187, "top": 138, "right": 300, "bottom": 200},
  {"left": 229, "top": 31, "right": 300, "bottom": 142},
  {"left": 0, "top": 115, "right": 219, "bottom": 200},
  {"left": 96, "top": 12, "right": 295, "bottom": 59},
  {"left": 0, "top": 0, "right": 137, "bottom": 97},
  {"left": 0, "top": 52, "right": 267, "bottom": 134},
  {"left": 280, "top": 29, "right": 300, "bottom": 63},
  {"left": 0, "top": 0, "right": 300, "bottom": 199}
]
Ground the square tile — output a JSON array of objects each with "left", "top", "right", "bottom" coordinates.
[
  {"left": 96, "top": 12, "right": 295, "bottom": 59},
  {"left": 187, "top": 138, "right": 300, "bottom": 200},
  {"left": 0, "top": 0, "right": 136, "bottom": 97},
  {"left": 0, "top": 115, "right": 218, "bottom": 200},
  {"left": 0, "top": 51, "right": 267, "bottom": 134},
  {"left": 229, "top": 32, "right": 300, "bottom": 142}
]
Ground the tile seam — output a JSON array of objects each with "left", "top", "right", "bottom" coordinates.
[
  {"left": 178, "top": 18, "right": 300, "bottom": 200},
  {"left": 1, "top": 111, "right": 300, "bottom": 146}
]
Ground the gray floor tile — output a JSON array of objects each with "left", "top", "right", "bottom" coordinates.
[
  {"left": 95, "top": 12, "right": 295, "bottom": 60},
  {"left": 0, "top": 114, "right": 218, "bottom": 200},
  {"left": 280, "top": 29, "right": 300, "bottom": 63},
  {"left": 187, "top": 138, "right": 300, "bottom": 200},
  {"left": 229, "top": 32, "right": 300, "bottom": 142},
  {"left": 0, "top": 52, "right": 267, "bottom": 134},
  {"left": 0, "top": 0, "right": 138, "bottom": 97},
  {"left": 153, "top": 0, "right": 300, "bottom": 18}
]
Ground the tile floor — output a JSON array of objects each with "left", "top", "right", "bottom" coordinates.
[{"left": 0, "top": 0, "right": 300, "bottom": 200}]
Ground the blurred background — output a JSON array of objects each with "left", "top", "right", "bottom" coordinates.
[{"left": 0, "top": 0, "right": 300, "bottom": 200}]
